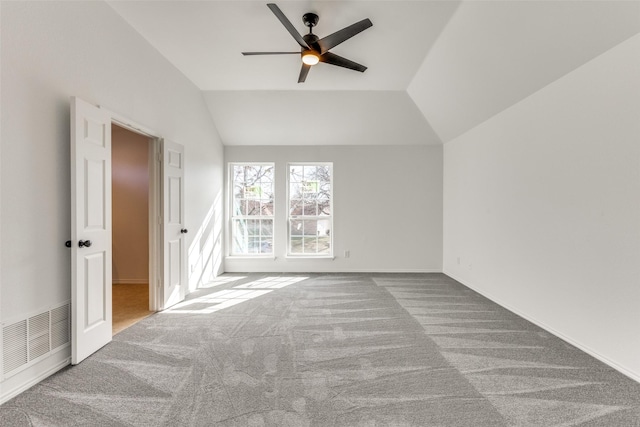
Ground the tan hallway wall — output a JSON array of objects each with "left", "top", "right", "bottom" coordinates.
[{"left": 112, "top": 125, "right": 150, "bottom": 284}]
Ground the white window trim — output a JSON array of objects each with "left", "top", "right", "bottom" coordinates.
[
  {"left": 228, "top": 162, "right": 275, "bottom": 257},
  {"left": 286, "top": 162, "right": 334, "bottom": 258}
]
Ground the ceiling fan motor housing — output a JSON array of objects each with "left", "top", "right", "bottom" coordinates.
[{"left": 303, "top": 33, "right": 319, "bottom": 49}]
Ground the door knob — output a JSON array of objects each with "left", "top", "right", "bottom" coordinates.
[
  {"left": 78, "top": 240, "right": 92, "bottom": 248},
  {"left": 65, "top": 240, "right": 72, "bottom": 248},
  {"left": 180, "top": 229, "right": 188, "bottom": 234}
]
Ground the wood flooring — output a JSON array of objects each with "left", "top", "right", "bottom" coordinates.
[{"left": 112, "top": 283, "right": 153, "bottom": 335}]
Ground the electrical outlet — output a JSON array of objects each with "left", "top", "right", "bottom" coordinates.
[{"left": 344, "top": 250, "right": 350, "bottom": 258}]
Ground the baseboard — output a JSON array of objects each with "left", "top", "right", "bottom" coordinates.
[
  {"left": 0, "top": 349, "right": 70, "bottom": 404},
  {"left": 223, "top": 266, "right": 443, "bottom": 274},
  {"left": 443, "top": 269, "right": 640, "bottom": 384},
  {"left": 352, "top": 269, "right": 442, "bottom": 273},
  {"left": 219, "top": 265, "right": 442, "bottom": 275},
  {"left": 112, "top": 279, "right": 148, "bottom": 285}
]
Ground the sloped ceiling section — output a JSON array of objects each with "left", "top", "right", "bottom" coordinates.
[
  {"left": 109, "top": 1, "right": 640, "bottom": 146},
  {"left": 409, "top": 0, "right": 640, "bottom": 143},
  {"left": 204, "top": 90, "right": 440, "bottom": 146},
  {"left": 108, "top": 1, "right": 460, "bottom": 91}
]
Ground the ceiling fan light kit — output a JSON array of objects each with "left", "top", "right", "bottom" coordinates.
[
  {"left": 242, "top": 3, "right": 373, "bottom": 83},
  {"left": 302, "top": 51, "right": 320, "bottom": 66}
]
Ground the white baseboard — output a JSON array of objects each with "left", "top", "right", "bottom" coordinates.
[
  {"left": 0, "top": 349, "right": 71, "bottom": 404},
  {"left": 443, "top": 269, "right": 640, "bottom": 384},
  {"left": 223, "top": 269, "right": 443, "bottom": 274}
]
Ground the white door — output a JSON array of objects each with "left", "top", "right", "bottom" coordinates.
[
  {"left": 162, "top": 140, "right": 187, "bottom": 309},
  {"left": 70, "top": 97, "right": 112, "bottom": 364}
]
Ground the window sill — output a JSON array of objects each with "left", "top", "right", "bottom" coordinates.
[
  {"left": 225, "top": 255, "right": 336, "bottom": 261},
  {"left": 285, "top": 255, "right": 335, "bottom": 260},
  {"left": 225, "top": 255, "right": 276, "bottom": 260}
]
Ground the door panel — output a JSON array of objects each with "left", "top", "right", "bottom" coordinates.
[
  {"left": 162, "top": 140, "right": 186, "bottom": 309},
  {"left": 169, "top": 177, "right": 182, "bottom": 223},
  {"left": 85, "top": 253, "right": 106, "bottom": 327},
  {"left": 71, "top": 97, "right": 112, "bottom": 364},
  {"left": 85, "top": 159, "right": 106, "bottom": 229}
]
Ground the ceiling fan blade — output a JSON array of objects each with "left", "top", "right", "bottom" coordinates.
[
  {"left": 267, "top": 3, "right": 310, "bottom": 49},
  {"left": 316, "top": 18, "right": 373, "bottom": 54},
  {"left": 242, "top": 52, "right": 300, "bottom": 55},
  {"left": 319, "top": 52, "right": 367, "bottom": 72},
  {"left": 298, "top": 63, "right": 311, "bottom": 83}
]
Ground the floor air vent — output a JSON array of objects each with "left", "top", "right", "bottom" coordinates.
[{"left": 2, "top": 302, "right": 70, "bottom": 378}]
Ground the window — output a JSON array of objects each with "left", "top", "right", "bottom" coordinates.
[
  {"left": 288, "top": 163, "right": 332, "bottom": 256},
  {"left": 230, "top": 163, "right": 274, "bottom": 255}
]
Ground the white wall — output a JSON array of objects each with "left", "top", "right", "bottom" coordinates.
[
  {"left": 443, "top": 34, "right": 640, "bottom": 380},
  {"left": 0, "top": 1, "right": 224, "bottom": 399},
  {"left": 225, "top": 145, "right": 443, "bottom": 273}
]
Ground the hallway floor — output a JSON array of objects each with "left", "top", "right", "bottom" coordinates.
[{"left": 112, "top": 283, "right": 153, "bottom": 335}]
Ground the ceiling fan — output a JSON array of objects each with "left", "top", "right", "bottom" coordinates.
[{"left": 242, "top": 3, "right": 373, "bottom": 83}]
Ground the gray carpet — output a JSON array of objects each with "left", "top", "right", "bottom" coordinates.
[{"left": 1, "top": 273, "right": 639, "bottom": 426}]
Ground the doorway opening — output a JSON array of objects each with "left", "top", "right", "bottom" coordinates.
[{"left": 111, "top": 124, "right": 157, "bottom": 334}]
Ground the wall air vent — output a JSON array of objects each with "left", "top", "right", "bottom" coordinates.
[
  {"left": 2, "top": 302, "right": 70, "bottom": 379},
  {"left": 28, "top": 312, "right": 50, "bottom": 361},
  {"left": 2, "top": 320, "right": 28, "bottom": 375},
  {"left": 50, "top": 304, "right": 70, "bottom": 350}
]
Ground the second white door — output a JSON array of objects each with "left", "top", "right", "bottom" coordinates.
[{"left": 162, "top": 139, "right": 187, "bottom": 309}]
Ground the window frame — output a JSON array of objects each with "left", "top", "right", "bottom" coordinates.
[
  {"left": 228, "top": 162, "right": 275, "bottom": 257},
  {"left": 286, "top": 162, "right": 334, "bottom": 258}
]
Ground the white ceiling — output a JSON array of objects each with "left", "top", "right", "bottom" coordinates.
[{"left": 108, "top": 0, "right": 640, "bottom": 146}]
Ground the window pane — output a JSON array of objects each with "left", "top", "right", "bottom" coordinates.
[
  {"left": 302, "top": 180, "right": 318, "bottom": 195},
  {"left": 303, "top": 202, "right": 317, "bottom": 216},
  {"left": 303, "top": 236, "right": 318, "bottom": 253},
  {"left": 318, "top": 165, "right": 331, "bottom": 180},
  {"left": 259, "top": 238, "right": 272, "bottom": 254},
  {"left": 290, "top": 182, "right": 302, "bottom": 199},
  {"left": 248, "top": 237, "right": 260, "bottom": 254},
  {"left": 317, "top": 219, "right": 331, "bottom": 239},
  {"left": 261, "top": 200, "right": 274, "bottom": 216},
  {"left": 304, "top": 165, "right": 318, "bottom": 181},
  {"left": 247, "top": 219, "right": 258, "bottom": 236},
  {"left": 232, "top": 198, "right": 242, "bottom": 216},
  {"left": 261, "top": 220, "right": 273, "bottom": 237},
  {"left": 290, "top": 237, "right": 303, "bottom": 253},
  {"left": 233, "top": 183, "right": 244, "bottom": 199},
  {"left": 232, "top": 219, "right": 247, "bottom": 254},
  {"left": 247, "top": 199, "right": 261, "bottom": 216},
  {"left": 290, "top": 199, "right": 302, "bottom": 216},
  {"left": 317, "top": 236, "right": 330, "bottom": 254},
  {"left": 290, "top": 165, "right": 303, "bottom": 183},
  {"left": 303, "top": 220, "right": 317, "bottom": 236},
  {"left": 318, "top": 199, "right": 330, "bottom": 216},
  {"left": 290, "top": 219, "right": 303, "bottom": 236}
]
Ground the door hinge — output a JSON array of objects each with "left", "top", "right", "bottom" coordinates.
[{"left": 157, "top": 152, "right": 162, "bottom": 163}]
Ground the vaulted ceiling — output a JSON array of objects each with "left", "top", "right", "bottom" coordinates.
[{"left": 108, "top": 1, "right": 640, "bottom": 146}]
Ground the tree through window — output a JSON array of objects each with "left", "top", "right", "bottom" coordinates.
[
  {"left": 230, "top": 163, "right": 274, "bottom": 255},
  {"left": 288, "top": 163, "right": 333, "bottom": 256}
]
